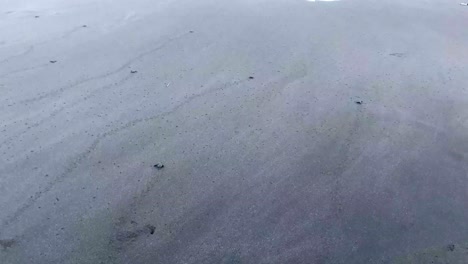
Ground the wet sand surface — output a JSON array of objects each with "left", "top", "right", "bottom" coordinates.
[{"left": 1, "top": 0, "right": 468, "bottom": 263}]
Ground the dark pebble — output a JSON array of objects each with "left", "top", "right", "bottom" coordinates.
[
  {"left": 248, "top": 76, "right": 254, "bottom": 80},
  {"left": 131, "top": 70, "right": 138, "bottom": 74},
  {"left": 355, "top": 100, "right": 363, "bottom": 105},
  {"left": 50, "top": 60, "right": 57, "bottom": 63}
]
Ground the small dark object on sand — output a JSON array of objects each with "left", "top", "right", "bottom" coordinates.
[
  {"left": 82, "top": 25, "right": 87, "bottom": 28},
  {"left": 248, "top": 76, "right": 254, "bottom": 80},
  {"left": 189, "top": 30, "right": 194, "bottom": 33},
  {"left": 147, "top": 225, "right": 156, "bottom": 235},
  {"left": 35, "top": 16, "right": 39, "bottom": 18},
  {"left": 389, "top": 53, "right": 405, "bottom": 58},
  {"left": 448, "top": 244, "right": 455, "bottom": 251},
  {"left": 355, "top": 100, "right": 363, "bottom": 105},
  {"left": 50, "top": 60, "right": 57, "bottom": 63},
  {"left": 153, "top": 163, "right": 164, "bottom": 169},
  {"left": 131, "top": 70, "right": 138, "bottom": 74},
  {"left": 0, "top": 239, "right": 16, "bottom": 249}
]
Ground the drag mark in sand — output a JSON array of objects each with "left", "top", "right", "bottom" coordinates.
[
  {"left": 0, "top": 73, "right": 135, "bottom": 147},
  {"left": 0, "top": 46, "right": 34, "bottom": 64},
  {"left": 6, "top": 31, "right": 193, "bottom": 107},
  {"left": 0, "top": 78, "right": 244, "bottom": 233},
  {"left": 0, "top": 31, "right": 193, "bottom": 147},
  {"left": 0, "top": 62, "right": 50, "bottom": 79},
  {"left": 0, "top": 25, "right": 88, "bottom": 71}
]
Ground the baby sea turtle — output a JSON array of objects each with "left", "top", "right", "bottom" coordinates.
[{"left": 153, "top": 163, "right": 164, "bottom": 169}]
